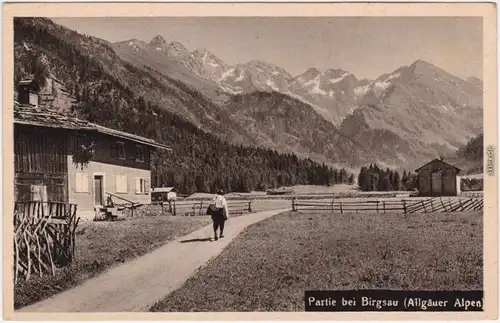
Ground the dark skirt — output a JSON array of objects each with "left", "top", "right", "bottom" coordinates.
[{"left": 211, "top": 209, "right": 226, "bottom": 224}]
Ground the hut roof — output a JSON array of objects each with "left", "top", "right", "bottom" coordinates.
[
  {"left": 17, "top": 78, "right": 41, "bottom": 91},
  {"left": 414, "top": 158, "right": 461, "bottom": 173},
  {"left": 152, "top": 187, "right": 176, "bottom": 193}
]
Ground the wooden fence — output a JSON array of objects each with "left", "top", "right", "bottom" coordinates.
[
  {"left": 159, "top": 199, "right": 253, "bottom": 216},
  {"left": 460, "top": 191, "right": 483, "bottom": 198},
  {"left": 13, "top": 201, "right": 80, "bottom": 283},
  {"left": 292, "top": 197, "right": 483, "bottom": 214}
]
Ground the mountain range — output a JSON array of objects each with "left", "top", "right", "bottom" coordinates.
[
  {"left": 14, "top": 20, "right": 483, "bottom": 173},
  {"left": 112, "top": 34, "right": 483, "bottom": 170}
]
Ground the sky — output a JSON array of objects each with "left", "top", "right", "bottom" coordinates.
[{"left": 51, "top": 17, "right": 482, "bottom": 80}]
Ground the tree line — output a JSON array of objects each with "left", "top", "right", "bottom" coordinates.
[
  {"left": 460, "top": 178, "right": 483, "bottom": 192},
  {"left": 357, "top": 164, "right": 418, "bottom": 192},
  {"left": 14, "top": 18, "right": 353, "bottom": 194},
  {"left": 456, "top": 133, "right": 483, "bottom": 162}
]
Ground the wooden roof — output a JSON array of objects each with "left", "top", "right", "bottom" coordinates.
[
  {"left": 17, "top": 78, "right": 41, "bottom": 91},
  {"left": 414, "top": 158, "right": 461, "bottom": 173},
  {"left": 14, "top": 102, "right": 171, "bottom": 151},
  {"left": 14, "top": 102, "right": 94, "bottom": 130},
  {"left": 152, "top": 187, "right": 176, "bottom": 193}
]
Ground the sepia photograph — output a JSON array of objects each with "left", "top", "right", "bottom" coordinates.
[{"left": 2, "top": 2, "right": 497, "bottom": 320}]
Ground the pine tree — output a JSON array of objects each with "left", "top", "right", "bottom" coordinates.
[
  {"left": 358, "top": 167, "right": 366, "bottom": 191},
  {"left": 393, "top": 171, "right": 401, "bottom": 191}
]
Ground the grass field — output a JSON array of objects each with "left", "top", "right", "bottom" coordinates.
[
  {"left": 14, "top": 216, "right": 211, "bottom": 309},
  {"left": 151, "top": 210, "right": 482, "bottom": 312}
]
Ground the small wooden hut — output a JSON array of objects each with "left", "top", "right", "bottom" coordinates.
[{"left": 414, "top": 158, "right": 461, "bottom": 196}]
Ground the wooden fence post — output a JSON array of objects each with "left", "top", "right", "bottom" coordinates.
[
  {"left": 292, "top": 197, "right": 296, "bottom": 212},
  {"left": 248, "top": 200, "right": 252, "bottom": 213},
  {"left": 440, "top": 198, "right": 447, "bottom": 212},
  {"left": 383, "top": 201, "right": 386, "bottom": 213},
  {"left": 340, "top": 201, "right": 343, "bottom": 214},
  {"left": 421, "top": 200, "right": 426, "bottom": 213},
  {"left": 403, "top": 200, "right": 407, "bottom": 214},
  {"left": 430, "top": 199, "right": 435, "bottom": 212},
  {"left": 331, "top": 198, "right": 334, "bottom": 213},
  {"left": 173, "top": 200, "right": 177, "bottom": 216},
  {"left": 200, "top": 201, "right": 203, "bottom": 216},
  {"left": 376, "top": 201, "right": 379, "bottom": 214},
  {"left": 161, "top": 202, "right": 164, "bottom": 215}
]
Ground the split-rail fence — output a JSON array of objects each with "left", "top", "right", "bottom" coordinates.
[
  {"left": 292, "top": 196, "right": 483, "bottom": 214},
  {"left": 157, "top": 199, "right": 253, "bottom": 216}
]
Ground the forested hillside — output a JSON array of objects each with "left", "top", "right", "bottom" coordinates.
[
  {"left": 223, "top": 91, "right": 375, "bottom": 167},
  {"left": 456, "top": 133, "right": 483, "bottom": 162},
  {"left": 454, "top": 133, "right": 484, "bottom": 175},
  {"left": 13, "top": 17, "right": 354, "bottom": 194}
]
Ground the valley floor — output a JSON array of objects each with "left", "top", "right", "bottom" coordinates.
[{"left": 151, "top": 210, "right": 482, "bottom": 312}]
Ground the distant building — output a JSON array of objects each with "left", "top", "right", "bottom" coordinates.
[
  {"left": 151, "top": 187, "right": 177, "bottom": 203},
  {"left": 14, "top": 80, "right": 171, "bottom": 220},
  {"left": 266, "top": 187, "right": 294, "bottom": 195},
  {"left": 414, "top": 158, "right": 461, "bottom": 196}
]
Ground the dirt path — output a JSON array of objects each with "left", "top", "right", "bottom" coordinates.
[{"left": 19, "top": 209, "right": 290, "bottom": 313}]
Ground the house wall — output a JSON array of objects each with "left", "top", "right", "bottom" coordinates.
[
  {"left": 67, "top": 157, "right": 152, "bottom": 220},
  {"left": 90, "top": 132, "right": 151, "bottom": 170},
  {"left": 66, "top": 131, "right": 154, "bottom": 219},
  {"left": 15, "top": 123, "right": 157, "bottom": 219},
  {"left": 14, "top": 125, "right": 68, "bottom": 202},
  {"left": 442, "top": 169, "right": 458, "bottom": 196},
  {"left": 416, "top": 160, "right": 458, "bottom": 197},
  {"left": 151, "top": 191, "right": 177, "bottom": 202},
  {"left": 417, "top": 169, "right": 431, "bottom": 196}
]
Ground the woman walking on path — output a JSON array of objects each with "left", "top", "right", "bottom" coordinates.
[{"left": 208, "top": 189, "right": 229, "bottom": 241}]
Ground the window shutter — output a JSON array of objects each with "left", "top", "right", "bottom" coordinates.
[
  {"left": 41, "top": 185, "right": 48, "bottom": 201},
  {"left": 75, "top": 173, "right": 80, "bottom": 192},
  {"left": 30, "top": 184, "right": 47, "bottom": 201},
  {"left": 135, "top": 178, "right": 141, "bottom": 194},
  {"left": 115, "top": 175, "right": 128, "bottom": 193},
  {"left": 145, "top": 179, "right": 150, "bottom": 194},
  {"left": 30, "top": 184, "right": 39, "bottom": 201},
  {"left": 75, "top": 173, "right": 89, "bottom": 193},
  {"left": 115, "top": 175, "right": 120, "bottom": 193},
  {"left": 82, "top": 174, "right": 88, "bottom": 192}
]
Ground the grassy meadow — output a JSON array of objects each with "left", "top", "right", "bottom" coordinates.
[{"left": 151, "top": 210, "right": 482, "bottom": 312}]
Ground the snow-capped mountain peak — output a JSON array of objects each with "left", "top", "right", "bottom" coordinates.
[
  {"left": 148, "top": 35, "right": 168, "bottom": 53},
  {"left": 120, "top": 37, "right": 482, "bottom": 133},
  {"left": 165, "top": 41, "right": 189, "bottom": 58}
]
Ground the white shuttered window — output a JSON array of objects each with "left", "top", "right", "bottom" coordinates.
[
  {"left": 135, "top": 178, "right": 150, "bottom": 194},
  {"left": 115, "top": 175, "right": 127, "bottom": 193},
  {"left": 75, "top": 173, "right": 89, "bottom": 193}
]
